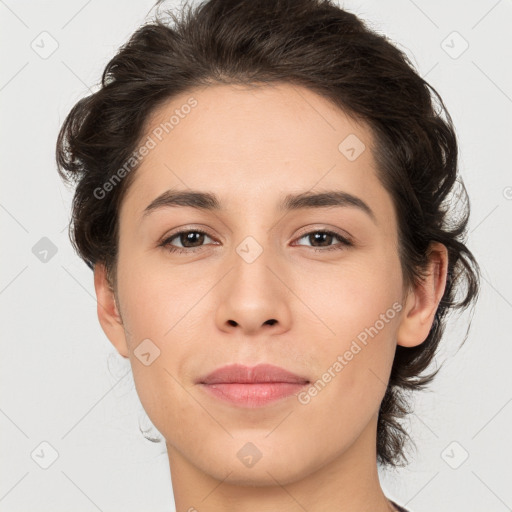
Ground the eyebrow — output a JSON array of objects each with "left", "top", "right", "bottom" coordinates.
[{"left": 142, "top": 188, "right": 376, "bottom": 223}]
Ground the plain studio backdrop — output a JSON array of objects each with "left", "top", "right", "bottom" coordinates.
[{"left": 1, "top": 0, "right": 511, "bottom": 511}]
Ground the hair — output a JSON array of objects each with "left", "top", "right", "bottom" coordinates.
[{"left": 56, "top": 0, "right": 480, "bottom": 467}]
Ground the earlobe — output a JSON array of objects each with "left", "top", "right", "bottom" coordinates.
[
  {"left": 93, "top": 263, "right": 130, "bottom": 358},
  {"left": 396, "top": 242, "right": 449, "bottom": 348}
]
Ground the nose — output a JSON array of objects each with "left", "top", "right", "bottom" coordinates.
[{"left": 214, "top": 247, "right": 292, "bottom": 336}]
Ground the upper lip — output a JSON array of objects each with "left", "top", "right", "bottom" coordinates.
[{"left": 198, "top": 363, "right": 310, "bottom": 385}]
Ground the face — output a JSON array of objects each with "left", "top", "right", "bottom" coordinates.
[{"left": 96, "top": 83, "right": 438, "bottom": 487}]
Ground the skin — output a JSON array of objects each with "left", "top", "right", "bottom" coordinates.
[{"left": 94, "top": 83, "right": 448, "bottom": 512}]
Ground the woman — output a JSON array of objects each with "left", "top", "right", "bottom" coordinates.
[{"left": 56, "top": 0, "right": 480, "bottom": 510}]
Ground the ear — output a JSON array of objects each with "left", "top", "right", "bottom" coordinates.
[
  {"left": 93, "top": 262, "right": 129, "bottom": 358},
  {"left": 397, "top": 242, "right": 449, "bottom": 348}
]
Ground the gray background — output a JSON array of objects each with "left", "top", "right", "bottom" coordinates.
[{"left": 1, "top": 0, "right": 511, "bottom": 511}]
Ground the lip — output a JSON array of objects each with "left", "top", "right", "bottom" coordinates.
[{"left": 198, "top": 363, "right": 310, "bottom": 408}]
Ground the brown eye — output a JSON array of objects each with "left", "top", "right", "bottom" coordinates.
[
  {"left": 294, "top": 230, "right": 352, "bottom": 252},
  {"left": 160, "top": 229, "right": 215, "bottom": 254}
]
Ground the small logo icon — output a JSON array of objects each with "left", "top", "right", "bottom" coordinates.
[
  {"left": 338, "top": 134, "right": 366, "bottom": 161},
  {"left": 31, "top": 441, "right": 59, "bottom": 469},
  {"left": 30, "top": 31, "right": 59, "bottom": 59},
  {"left": 32, "top": 237, "right": 58, "bottom": 263},
  {"left": 236, "top": 236, "right": 263, "bottom": 264},
  {"left": 441, "top": 441, "right": 469, "bottom": 469},
  {"left": 134, "top": 338, "right": 161, "bottom": 366},
  {"left": 237, "top": 442, "right": 263, "bottom": 468},
  {"left": 441, "top": 31, "right": 469, "bottom": 59}
]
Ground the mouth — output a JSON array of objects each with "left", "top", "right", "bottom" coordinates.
[{"left": 197, "top": 363, "right": 310, "bottom": 408}]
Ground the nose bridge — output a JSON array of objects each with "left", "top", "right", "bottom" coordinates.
[
  {"left": 230, "top": 231, "right": 279, "bottom": 300},
  {"left": 228, "top": 208, "right": 277, "bottom": 282},
  {"left": 214, "top": 228, "right": 292, "bottom": 333}
]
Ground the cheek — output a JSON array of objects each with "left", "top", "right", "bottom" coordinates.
[
  {"left": 114, "top": 254, "right": 212, "bottom": 436},
  {"left": 297, "top": 253, "right": 402, "bottom": 407},
  {"left": 116, "top": 250, "right": 203, "bottom": 342},
  {"left": 295, "top": 297, "right": 400, "bottom": 454},
  {"left": 297, "top": 248, "right": 403, "bottom": 343}
]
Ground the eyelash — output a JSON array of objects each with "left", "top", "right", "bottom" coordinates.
[{"left": 159, "top": 228, "right": 353, "bottom": 255}]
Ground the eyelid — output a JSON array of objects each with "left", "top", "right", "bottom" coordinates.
[
  {"left": 159, "top": 224, "right": 218, "bottom": 244},
  {"left": 292, "top": 225, "right": 353, "bottom": 244}
]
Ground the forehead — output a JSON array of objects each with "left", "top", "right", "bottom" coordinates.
[{"left": 120, "top": 83, "right": 393, "bottom": 227}]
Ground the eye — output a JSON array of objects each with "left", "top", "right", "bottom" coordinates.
[
  {"left": 159, "top": 228, "right": 352, "bottom": 255},
  {"left": 293, "top": 229, "right": 353, "bottom": 252},
  {"left": 159, "top": 229, "right": 217, "bottom": 254}
]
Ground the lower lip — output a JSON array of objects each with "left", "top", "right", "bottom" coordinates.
[{"left": 199, "top": 382, "right": 309, "bottom": 407}]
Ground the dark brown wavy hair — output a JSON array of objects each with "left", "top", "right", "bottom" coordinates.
[{"left": 56, "top": 0, "right": 480, "bottom": 467}]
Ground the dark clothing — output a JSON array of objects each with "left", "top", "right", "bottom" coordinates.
[{"left": 390, "top": 501, "right": 410, "bottom": 512}]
